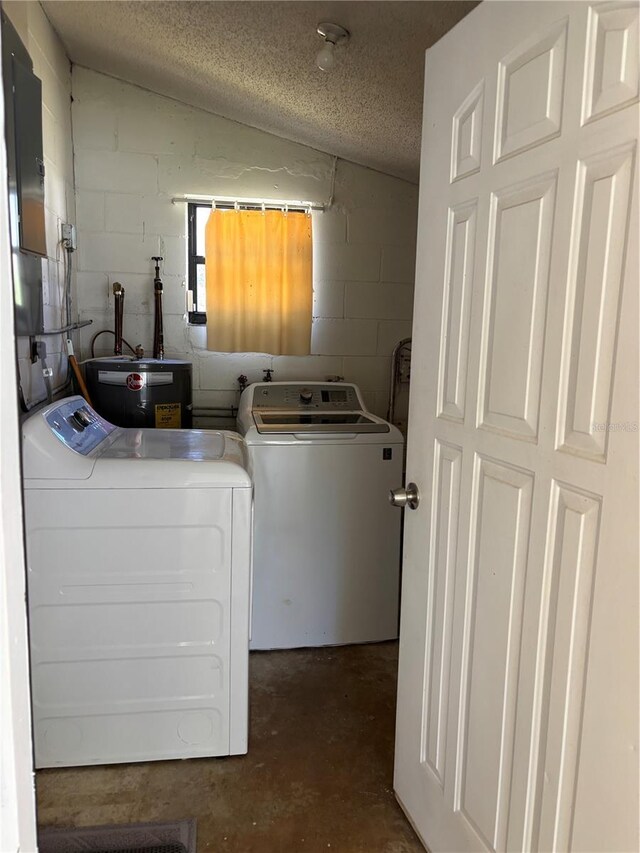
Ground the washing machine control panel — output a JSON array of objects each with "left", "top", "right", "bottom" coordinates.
[
  {"left": 45, "top": 399, "right": 116, "bottom": 455},
  {"left": 253, "top": 383, "right": 361, "bottom": 410}
]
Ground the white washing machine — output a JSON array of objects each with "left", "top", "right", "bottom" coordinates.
[
  {"left": 237, "top": 381, "right": 404, "bottom": 650},
  {"left": 22, "top": 396, "right": 252, "bottom": 768}
]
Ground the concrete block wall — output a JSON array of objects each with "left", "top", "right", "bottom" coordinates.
[
  {"left": 72, "top": 67, "right": 418, "bottom": 422},
  {"left": 4, "top": 2, "right": 76, "bottom": 410}
]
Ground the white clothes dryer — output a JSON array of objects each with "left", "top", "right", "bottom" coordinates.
[
  {"left": 237, "top": 382, "right": 404, "bottom": 650},
  {"left": 22, "top": 396, "right": 252, "bottom": 768}
]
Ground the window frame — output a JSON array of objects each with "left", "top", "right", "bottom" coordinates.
[{"left": 187, "top": 202, "right": 207, "bottom": 325}]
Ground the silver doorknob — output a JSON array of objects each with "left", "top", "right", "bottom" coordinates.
[{"left": 389, "top": 482, "right": 420, "bottom": 510}]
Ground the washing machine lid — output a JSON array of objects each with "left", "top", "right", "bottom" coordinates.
[
  {"left": 237, "top": 382, "right": 402, "bottom": 444},
  {"left": 252, "top": 412, "right": 389, "bottom": 434},
  {"left": 90, "top": 428, "right": 251, "bottom": 489},
  {"left": 103, "top": 428, "right": 226, "bottom": 460}
]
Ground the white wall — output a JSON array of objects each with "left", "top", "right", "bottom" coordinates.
[
  {"left": 4, "top": 1, "right": 76, "bottom": 410},
  {"left": 72, "top": 67, "right": 418, "bottom": 422}
]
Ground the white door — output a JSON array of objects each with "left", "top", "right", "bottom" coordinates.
[{"left": 394, "top": 2, "right": 639, "bottom": 851}]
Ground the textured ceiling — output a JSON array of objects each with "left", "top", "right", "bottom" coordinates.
[{"left": 42, "top": 1, "right": 477, "bottom": 182}]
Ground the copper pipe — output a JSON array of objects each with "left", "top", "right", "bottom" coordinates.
[
  {"left": 113, "top": 282, "right": 124, "bottom": 356},
  {"left": 152, "top": 256, "right": 164, "bottom": 360}
]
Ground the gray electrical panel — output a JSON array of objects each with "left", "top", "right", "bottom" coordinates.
[
  {"left": 2, "top": 9, "right": 47, "bottom": 335},
  {"left": 13, "top": 57, "right": 46, "bottom": 256}
]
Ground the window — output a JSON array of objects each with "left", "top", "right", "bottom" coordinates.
[
  {"left": 187, "top": 202, "right": 208, "bottom": 324},
  {"left": 187, "top": 201, "right": 314, "bottom": 356}
]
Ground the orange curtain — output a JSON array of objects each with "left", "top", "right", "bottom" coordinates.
[{"left": 205, "top": 208, "right": 312, "bottom": 355}]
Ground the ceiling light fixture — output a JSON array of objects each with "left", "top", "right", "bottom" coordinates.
[{"left": 316, "top": 22, "right": 350, "bottom": 72}]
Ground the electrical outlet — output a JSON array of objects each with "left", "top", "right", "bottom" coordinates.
[{"left": 61, "top": 222, "right": 76, "bottom": 251}]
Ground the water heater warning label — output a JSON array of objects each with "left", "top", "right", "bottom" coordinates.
[{"left": 155, "top": 403, "right": 181, "bottom": 429}]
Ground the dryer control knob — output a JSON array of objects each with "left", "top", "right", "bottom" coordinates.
[
  {"left": 74, "top": 408, "right": 93, "bottom": 427},
  {"left": 299, "top": 388, "right": 313, "bottom": 404}
]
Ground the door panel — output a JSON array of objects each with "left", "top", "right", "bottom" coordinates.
[
  {"left": 537, "top": 483, "right": 601, "bottom": 852},
  {"left": 438, "top": 201, "right": 477, "bottom": 422},
  {"left": 479, "top": 171, "right": 556, "bottom": 439},
  {"left": 494, "top": 19, "right": 568, "bottom": 162},
  {"left": 558, "top": 141, "right": 636, "bottom": 460},
  {"left": 582, "top": 2, "right": 639, "bottom": 124},
  {"left": 394, "top": 2, "right": 638, "bottom": 851},
  {"left": 452, "top": 82, "right": 484, "bottom": 181},
  {"left": 422, "top": 440, "right": 462, "bottom": 785},
  {"left": 460, "top": 458, "right": 534, "bottom": 850}
]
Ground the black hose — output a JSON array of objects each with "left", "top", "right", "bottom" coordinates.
[{"left": 90, "top": 330, "right": 137, "bottom": 359}]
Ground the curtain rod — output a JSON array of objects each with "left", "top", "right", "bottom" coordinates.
[{"left": 171, "top": 196, "right": 325, "bottom": 211}]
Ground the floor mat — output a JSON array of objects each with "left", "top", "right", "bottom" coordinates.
[{"left": 38, "top": 819, "right": 196, "bottom": 853}]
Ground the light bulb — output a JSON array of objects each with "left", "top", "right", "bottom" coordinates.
[{"left": 316, "top": 40, "right": 335, "bottom": 72}]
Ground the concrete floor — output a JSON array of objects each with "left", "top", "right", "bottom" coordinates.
[{"left": 36, "top": 642, "right": 423, "bottom": 853}]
